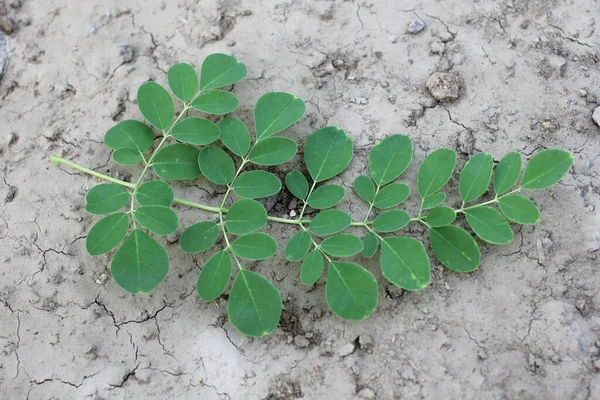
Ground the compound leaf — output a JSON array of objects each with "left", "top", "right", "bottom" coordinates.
[
  {"left": 465, "top": 206, "right": 513, "bottom": 244},
  {"left": 304, "top": 126, "right": 353, "bottom": 182},
  {"left": 248, "top": 137, "right": 297, "bottom": 166},
  {"left": 254, "top": 92, "right": 306, "bottom": 140},
  {"left": 372, "top": 209, "right": 410, "bottom": 233},
  {"left": 418, "top": 148, "right": 456, "bottom": 198},
  {"left": 430, "top": 225, "right": 481, "bottom": 272},
  {"left": 112, "top": 148, "right": 142, "bottom": 165},
  {"left": 134, "top": 205, "right": 179, "bottom": 235},
  {"left": 168, "top": 63, "right": 198, "bottom": 102},
  {"left": 200, "top": 53, "right": 247, "bottom": 91},
  {"left": 426, "top": 206, "right": 456, "bottom": 228},
  {"left": 373, "top": 183, "right": 410, "bottom": 209},
  {"left": 153, "top": 144, "right": 201, "bottom": 180},
  {"left": 320, "top": 234, "right": 363, "bottom": 257},
  {"left": 326, "top": 262, "right": 377, "bottom": 320},
  {"left": 228, "top": 269, "right": 282, "bottom": 337},
  {"left": 180, "top": 221, "right": 220, "bottom": 253},
  {"left": 137, "top": 81, "right": 174, "bottom": 130},
  {"left": 285, "top": 170, "right": 308, "bottom": 200},
  {"left": 104, "top": 120, "right": 154, "bottom": 152},
  {"left": 136, "top": 180, "right": 174, "bottom": 207},
  {"left": 226, "top": 199, "right": 267, "bottom": 235},
  {"left": 494, "top": 152, "right": 522, "bottom": 195},
  {"left": 197, "top": 250, "right": 232, "bottom": 301},
  {"left": 362, "top": 232, "right": 379, "bottom": 258},
  {"left": 285, "top": 230, "right": 311, "bottom": 261},
  {"left": 381, "top": 237, "right": 430, "bottom": 291},
  {"left": 521, "top": 149, "right": 573, "bottom": 190},
  {"left": 85, "top": 184, "right": 130, "bottom": 215},
  {"left": 234, "top": 171, "right": 281, "bottom": 199},
  {"left": 171, "top": 117, "right": 220, "bottom": 146},
  {"left": 459, "top": 152, "right": 493, "bottom": 202},
  {"left": 111, "top": 229, "right": 168, "bottom": 293},
  {"left": 300, "top": 250, "right": 324, "bottom": 286},
  {"left": 307, "top": 184, "right": 345, "bottom": 209},
  {"left": 422, "top": 192, "right": 446, "bottom": 210},
  {"left": 498, "top": 195, "right": 540, "bottom": 225},
  {"left": 191, "top": 90, "right": 238, "bottom": 115},
  {"left": 86, "top": 212, "right": 129, "bottom": 256},
  {"left": 309, "top": 209, "right": 351, "bottom": 236},
  {"left": 354, "top": 175, "right": 375, "bottom": 203},
  {"left": 198, "top": 146, "right": 235, "bottom": 185},
  {"left": 368, "top": 134, "right": 412, "bottom": 186},
  {"left": 219, "top": 117, "right": 250, "bottom": 157},
  {"left": 231, "top": 232, "right": 277, "bottom": 260}
]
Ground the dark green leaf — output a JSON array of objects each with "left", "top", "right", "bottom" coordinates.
[
  {"left": 309, "top": 209, "right": 352, "bottom": 236},
  {"left": 231, "top": 232, "right": 277, "bottom": 260},
  {"left": 498, "top": 195, "right": 540, "bottom": 225},
  {"left": 285, "top": 170, "right": 308, "bottom": 200},
  {"left": 381, "top": 237, "right": 430, "bottom": 291},
  {"left": 228, "top": 269, "right": 282, "bottom": 337},
  {"left": 104, "top": 120, "right": 154, "bottom": 152},
  {"left": 422, "top": 192, "right": 446, "bottom": 210},
  {"left": 226, "top": 199, "right": 267, "bottom": 235},
  {"left": 320, "top": 234, "right": 363, "bottom": 257},
  {"left": 233, "top": 171, "right": 281, "bottom": 199},
  {"left": 153, "top": 144, "right": 201, "bottom": 180},
  {"left": 465, "top": 206, "right": 513, "bottom": 244},
  {"left": 362, "top": 232, "right": 379, "bottom": 258},
  {"left": 198, "top": 146, "right": 235, "bottom": 185},
  {"left": 307, "top": 184, "right": 345, "bottom": 209},
  {"left": 180, "top": 221, "right": 220, "bottom": 253},
  {"left": 191, "top": 90, "right": 238, "bottom": 115},
  {"left": 134, "top": 205, "right": 178, "bottom": 235},
  {"left": 430, "top": 225, "right": 481, "bottom": 272},
  {"left": 354, "top": 175, "right": 375, "bottom": 203},
  {"left": 136, "top": 180, "right": 174, "bottom": 207},
  {"left": 418, "top": 148, "right": 456, "bottom": 198},
  {"left": 494, "top": 152, "right": 522, "bottom": 195},
  {"left": 372, "top": 209, "right": 410, "bottom": 233},
  {"left": 304, "top": 126, "right": 353, "bottom": 182},
  {"left": 248, "top": 137, "right": 297, "bottom": 166},
  {"left": 86, "top": 213, "right": 129, "bottom": 256},
  {"left": 197, "top": 250, "right": 231, "bottom": 301},
  {"left": 171, "top": 117, "right": 220, "bottom": 145},
  {"left": 426, "top": 206, "right": 456, "bottom": 227},
  {"left": 372, "top": 183, "right": 410, "bottom": 209},
  {"left": 300, "top": 250, "right": 324, "bottom": 285},
  {"left": 168, "top": 63, "right": 198, "bottom": 102},
  {"left": 219, "top": 117, "right": 250, "bottom": 157},
  {"left": 254, "top": 92, "right": 306, "bottom": 140},
  {"left": 368, "top": 134, "right": 412, "bottom": 186},
  {"left": 521, "top": 149, "right": 573, "bottom": 190},
  {"left": 112, "top": 148, "right": 142, "bottom": 165},
  {"left": 326, "top": 262, "right": 377, "bottom": 320},
  {"left": 285, "top": 230, "right": 311, "bottom": 261},
  {"left": 137, "top": 81, "right": 174, "bottom": 130},
  {"left": 111, "top": 229, "right": 169, "bottom": 293},
  {"left": 200, "top": 53, "right": 247, "bottom": 91},
  {"left": 459, "top": 152, "right": 493, "bottom": 202},
  {"left": 85, "top": 184, "right": 130, "bottom": 215}
]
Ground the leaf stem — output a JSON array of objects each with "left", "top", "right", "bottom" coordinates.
[
  {"left": 50, "top": 156, "right": 137, "bottom": 189},
  {"left": 363, "top": 185, "right": 380, "bottom": 223},
  {"left": 455, "top": 187, "right": 521, "bottom": 213}
]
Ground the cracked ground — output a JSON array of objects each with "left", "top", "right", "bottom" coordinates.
[{"left": 1, "top": 0, "right": 600, "bottom": 399}]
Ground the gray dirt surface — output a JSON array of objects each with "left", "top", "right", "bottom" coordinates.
[{"left": 1, "top": 0, "right": 600, "bottom": 399}]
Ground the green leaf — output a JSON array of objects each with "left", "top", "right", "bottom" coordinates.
[
  {"left": 326, "top": 262, "right": 377, "bottom": 320},
  {"left": 112, "top": 148, "right": 142, "bottom": 165},
  {"left": 423, "top": 193, "right": 446, "bottom": 210},
  {"left": 248, "top": 137, "right": 297, "bottom": 166},
  {"left": 285, "top": 170, "right": 308, "bottom": 200},
  {"left": 171, "top": 117, "right": 220, "bottom": 145},
  {"left": 521, "top": 149, "right": 573, "bottom": 190},
  {"left": 300, "top": 250, "right": 324, "bottom": 285},
  {"left": 304, "top": 126, "right": 353, "bottom": 182},
  {"left": 111, "top": 229, "right": 169, "bottom": 293},
  {"left": 372, "top": 183, "right": 410, "bottom": 209},
  {"left": 228, "top": 269, "right": 282, "bottom": 337},
  {"left": 459, "top": 152, "right": 493, "bottom": 202},
  {"left": 354, "top": 175, "right": 375, "bottom": 203},
  {"left": 225, "top": 199, "right": 267, "bottom": 235},
  {"left": 307, "top": 184, "right": 345, "bottom": 209},
  {"left": 368, "top": 134, "right": 412, "bottom": 186},
  {"left": 426, "top": 206, "right": 456, "bottom": 227},
  {"left": 136, "top": 180, "right": 174, "bottom": 207},
  {"left": 372, "top": 209, "right": 410, "bottom": 233},
  {"left": 381, "top": 237, "right": 430, "bottom": 291},
  {"left": 104, "top": 120, "right": 154, "bottom": 152},
  {"left": 430, "top": 225, "right": 481, "bottom": 272},
  {"left": 153, "top": 144, "right": 201, "bottom": 180},
  {"left": 198, "top": 146, "right": 235, "bottom": 185},
  {"left": 465, "top": 206, "right": 513, "bottom": 244},
  {"left": 191, "top": 90, "right": 238, "bottom": 115},
  {"left": 494, "top": 152, "right": 522, "bottom": 195},
  {"left": 200, "top": 53, "right": 247, "bottom": 91},
  {"left": 285, "top": 230, "right": 311, "bottom": 261},
  {"left": 134, "top": 205, "right": 179, "bottom": 235},
  {"left": 168, "top": 63, "right": 198, "bottom": 102},
  {"left": 320, "top": 234, "right": 363, "bottom": 257},
  {"left": 137, "top": 81, "right": 174, "bottom": 130},
  {"left": 85, "top": 184, "right": 130, "bottom": 215},
  {"left": 498, "top": 195, "right": 540, "bottom": 225},
  {"left": 309, "top": 209, "right": 352, "bottom": 236},
  {"left": 219, "top": 117, "right": 250, "bottom": 157},
  {"left": 362, "top": 232, "right": 379, "bottom": 258},
  {"left": 254, "top": 92, "right": 306, "bottom": 140},
  {"left": 231, "top": 232, "right": 277, "bottom": 260},
  {"left": 418, "top": 148, "right": 457, "bottom": 198},
  {"left": 180, "top": 221, "right": 220, "bottom": 253},
  {"left": 86, "top": 213, "right": 129, "bottom": 256},
  {"left": 197, "top": 250, "right": 231, "bottom": 301},
  {"left": 234, "top": 171, "right": 281, "bottom": 199}
]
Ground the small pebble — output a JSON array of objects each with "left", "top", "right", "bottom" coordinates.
[
  {"left": 332, "top": 59, "right": 344, "bottom": 68},
  {"left": 579, "top": 89, "right": 588, "bottom": 97},
  {"left": 289, "top": 210, "right": 297, "bottom": 217},
  {"left": 8, "top": 132, "right": 18, "bottom": 146},
  {"left": 96, "top": 273, "right": 109, "bottom": 285},
  {"left": 294, "top": 335, "right": 310, "bottom": 348},
  {"left": 119, "top": 45, "right": 135, "bottom": 63},
  {"left": 358, "top": 388, "right": 376, "bottom": 399},
  {"left": 227, "top": 40, "right": 236, "bottom": 47},
  {"left": 389, "top": 34, "right": 399, "bottom": 43},
  {"left": 358, "top": 334, "right": 373, "bottom": 349},
  {"left": 407, "top": 18, "right": 425, "bottom": 34},
  {"left": 338, "top": 342, "right": 355, "bottom": 357},
  {"left": 426, "top": 72, "right": 461, "bottom": 102},
  {"left": 592, "top": 107, "right": 600, "bottom": 127},
  {"left": 593, "top": 359, "right": 600, "bottom": 371}
]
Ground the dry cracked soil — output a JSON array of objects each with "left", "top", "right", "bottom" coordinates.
[{"left": 1, "top": 0, "right": 600, "bottom": 399}]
